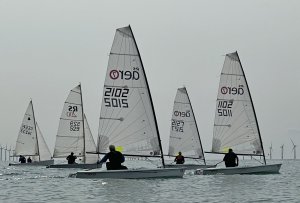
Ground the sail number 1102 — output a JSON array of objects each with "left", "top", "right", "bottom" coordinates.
[{"left": 217, "top": 100, "right": 233, "bottom": 117}]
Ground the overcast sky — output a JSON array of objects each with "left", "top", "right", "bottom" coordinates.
[{"left": 1, "top": 0, "right": 299, "bottom": 159}]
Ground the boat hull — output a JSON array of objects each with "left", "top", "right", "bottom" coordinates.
[
  {"left": 70, "top": 168, "right": 186, "bottom": 179},
  {"left": 195, "top": 164, "right": 282, "bottom": 175},
  {"left": 164, "top": 164, "right": 216, "bottom": 170},
  {"left": 47, "top": 163, "right": 101, "bottom": 169},
  {"left": 9, "top": 159, "right": 54, "bottom": 166}
]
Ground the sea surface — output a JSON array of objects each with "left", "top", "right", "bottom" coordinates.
[{"left": 0, "top": 159, "right": 299, "bottom": 203}]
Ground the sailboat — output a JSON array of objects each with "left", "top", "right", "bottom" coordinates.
[
  {"left": 165, "top": 87, "right": 215, "bottom": 169},
  {"left": 47, "top": 84, "right": 99, "bottom": 169},
  {"left": 195, "top": 52, "right": 281, "bottom": 175},
  {"left": 9, "top": 100, "right": 54, "bottom": 166},
  {"left": 71, "top": 25, "right": 185, "bottom": 179}
]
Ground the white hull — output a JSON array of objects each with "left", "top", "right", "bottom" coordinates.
[
  {"left": 195, "top": 164, "right": 282, "bottom": 175},
  {"left": 47, "top": 163, "right": 101, "bottom": 169},
  {"left": 9, "top": 159, "right": 54, "bottom": 166},
  {"left": 164, "top": 164, "right": 216, "bottom": 170},
  {"left": 70, "top": 168, "right": 186, "bottom": 179}
]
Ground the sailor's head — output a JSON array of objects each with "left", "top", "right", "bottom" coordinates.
[
  {"left": 229, "top": 148, "right": 233, "bottom": 153},
  {"left": 109, "top": 145, "right": 116, "bottom": 152},
  {"left": 71, "top": 152, "right": 74, "bottom": 155},
  {"left": 178, "top": 152, "right": 182, "bottom": 155}
]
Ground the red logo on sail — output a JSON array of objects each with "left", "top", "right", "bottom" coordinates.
[{"left": 110, "top": 70, "right": 119, "bottom": 80}]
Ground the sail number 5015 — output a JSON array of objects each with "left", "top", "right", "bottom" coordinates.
[{"left": 104, "top": 87, "right": 129, "bottom": 108}]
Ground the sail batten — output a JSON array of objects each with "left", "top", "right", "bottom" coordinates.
[
  {"left": 97, "top": 26, "right": 163, "bottom": 163},
  {"left": 212, "top": 52, "right": 264, "bottom": 158}
]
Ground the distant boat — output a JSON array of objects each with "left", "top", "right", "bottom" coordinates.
[
  {"left": 70, "top": 25, "right": 185, "bottom": 179},
  {"left": 47, "top": 84, "right": 99, "bottom": 169},
  {"left": 165, "top": 87, "right": 215, "bottom": 170},
  {"left": 9, "top": 100, "right": 54, "bottom": 166},
  {"left": 195, "top": 52, "right": 281, "bottom": 175}
]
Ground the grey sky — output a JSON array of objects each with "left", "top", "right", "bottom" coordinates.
[{"left": 1, "top": 0, "right": 299, "bottom": 159}]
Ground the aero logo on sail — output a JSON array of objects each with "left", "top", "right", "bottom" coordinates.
[
  {"left": 109, "top": 68, "right": 140, "bottom": 80},
  {"left": 220, "top": 85, "right": 244, "bottom": 95}
]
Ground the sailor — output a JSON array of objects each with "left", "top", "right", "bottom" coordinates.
[
  {"left": 19, "top": 155, "right": 26, "bottom": 163},
  {"left": 223, "top": 148, "right": 239, "bottom": 167},
  {"left": 27, "top": 157, "right": 32, "bottom": 163},
  {"left": 66, "top": 152, "right": 77, "bottom": 164},
  {"left": 174, "top": 152, "right": 185, "bottom": 164},
  {"left": 97, "top": 145, "right": 127, "bottom": 170}
]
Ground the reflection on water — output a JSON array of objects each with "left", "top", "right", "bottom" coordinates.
[{"left": 0, "top": 160, "right": 299, "bottom": 203}]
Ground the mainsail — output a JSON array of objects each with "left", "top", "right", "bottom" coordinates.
[
  {"left": 97, "top": 26, "right": 164, "bottom": 163},
  {"left": 168, "top": 87, "right": 205, "bottom": 161},
  {"left": 212, "top": 52, "right": 264, "bottom": 158},
  {"left": 14, "top": 101, "right": 39, "bottom": 157},
  {"left": 53, "top": 84, "right": 97, "bottom": 163}
]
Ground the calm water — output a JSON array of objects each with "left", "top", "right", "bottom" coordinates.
[{"left": 0, "top": 159, "right": 299, "bottom": 203}]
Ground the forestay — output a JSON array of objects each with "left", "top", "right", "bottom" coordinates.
[
  {"left": 97, "top": 26, "right": 162, "bottom": 158},
  {"left": 212, "top": 52, "right": 263, "bottom": 156},
  {"left": 53, "top": 85, "right": 85, "bottom": 158},
  {"left": 168, "top": 87, "right": 205, "bottom": 160},
  {"left": 14, "top": 101, "right": 39, "bottom": 157}
]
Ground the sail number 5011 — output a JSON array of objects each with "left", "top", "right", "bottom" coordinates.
[{"left": 104, "top": 87, "right": 129, "bottom": 108}]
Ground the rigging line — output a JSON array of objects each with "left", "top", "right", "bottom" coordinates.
[
  {"left": 251, "top": 156, "right": 264, "bottom": 165},
  {"left": 145, "top": 157, "right": 160, "bottom": 167}
]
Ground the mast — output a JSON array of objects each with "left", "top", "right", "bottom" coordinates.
[
  {"left": 31, "top": 100, "right": 40, "bottom": 161},
  {"left": 235, "top": 51, "right": 266, "bottom": 165},
  {"left": 184, "top": 87, "right": 206, "bottom": 165},
  {"left": 79, "top": 83, "right": 86, "bottom": 163},
  {"left": 128, "top": 25, "right": 165, "bottom": 167}
]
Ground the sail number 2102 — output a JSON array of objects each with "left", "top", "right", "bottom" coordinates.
[{"left": 104, "top": 87, "right": 129, "bottom": 108}]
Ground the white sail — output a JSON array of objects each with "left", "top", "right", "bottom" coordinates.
[
  {"left": 35, "top": 122, "right": 52, "bottom": 161},
  {"left": 212, "top": 52, "right": 263, "bottom": 155},
  {"left": 97, "top": 26, "right": 161, "bottom": 157},
  {"left": 84, "top": 114, "right": 98, "bottom": 164},
  {"left": 168, "top": 87, "right": 204, "bottom": 159},
  {"left": 53, "top": 85, "right": 84, "bottom": 158},
  {"left": 14, "top": 101, "right": 39, "bottom": 156}
]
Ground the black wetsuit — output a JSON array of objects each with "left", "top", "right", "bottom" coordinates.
[
  {"left": 100, "top": 151, "right": 127, "bottom": 170},
  {"left": 175, "top": 155, "right": 185, "bottom": 164},
  {"left": 223, "top": 152, "right": 238, "bottom": 167},
  {"left": 66, "top": 154, "right": 77, "bottom": 164},
  {"left": 19, "top": 156, "right": 26, "bottom": 163}
]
